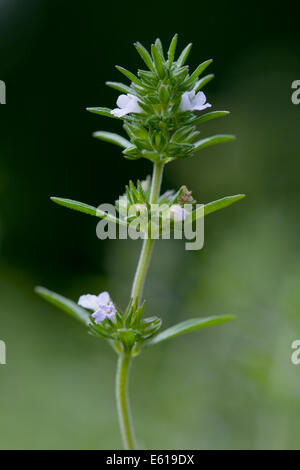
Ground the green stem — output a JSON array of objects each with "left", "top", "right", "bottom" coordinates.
[
  {"left": 116, "top": 352, "right": 136, "bottom": 450},
  {"left": 116, "top": 352, "right": 135, "bottom": 450},
  {"left": 116, "top": 162, "right": 164, "bottom": 450},
  {"left": 130, "top": 162, "right": 164, "bottom": 303}
]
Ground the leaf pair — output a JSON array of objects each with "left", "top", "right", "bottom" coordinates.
[
  {"left": 50, "top": 193, "right": 245, "bottom": 225},
  {"left": 35, "top": 286, "right": 234, "bottom": 347}
]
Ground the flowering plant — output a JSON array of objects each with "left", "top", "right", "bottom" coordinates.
[{"left": 35, "top": 35, "right": 244, "bottom": 449}]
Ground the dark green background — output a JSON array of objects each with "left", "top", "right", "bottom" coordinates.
[{"left": 0, "top": 0, "right": 300, "bottom": 449}]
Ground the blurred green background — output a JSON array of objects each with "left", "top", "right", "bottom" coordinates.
[{"left": 0, "top": 0, "right": 300, "bottom": 449}]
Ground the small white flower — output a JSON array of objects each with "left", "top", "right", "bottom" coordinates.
[
  {"left": 180, "top": 90, "right": 211, "bottom": 112},
  {"left": 78, "top": 291, "right": 116, "bottom": 323},
  {"left": 111, "top": 94, "right": 142, "bottom": 117},
  {"left": 170, "top": 204, "right": 189, "bottom": 222}
]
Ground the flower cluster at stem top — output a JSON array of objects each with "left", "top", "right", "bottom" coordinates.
[{"left": 89, "top": 35, "right": 223, "bottom": 164}]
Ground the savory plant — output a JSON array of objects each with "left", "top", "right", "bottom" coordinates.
[{"left": 35, "top": 35, "right": 244, "bottom": 449}]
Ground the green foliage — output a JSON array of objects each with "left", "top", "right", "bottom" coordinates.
[
  {"left": 87, "top": 35, "right": 235, "bottom": 164},
  {"left": 50, "top": 186, "right": 244, "bottom": 239},
  {"left": 86, "top": 107, "right": 117, "bottom": 118},
  {"left": 147, "top": 315, "right": 234, "bottom": 346},
  {"left": 202, "top": 194, "right": 246, "bottom": 217},
  {"left": 167, "top": 33, "right": 178, "bottom": 67},
  {"left": 105, "top": 82, "right": 132, "bottom": 94},
  {"left": 35, "top": 286, "right": 90, "bottom": 325},
  {"left": 93, "top": 131, "right": 130, "bottom": 148},
  {"left": 35, "top": 287, "right": 163, "bottom": 354},
  {"left": 36, "top": 284, "right": 233, "bottom": 356},
  {"left": 191, "top": 110, "right": 230, "bottom": 125},
  {"left": 193, "top": 134, "right": 236, "bottom": 152},
  {"left": 186, "top": 59, "right": 213, "bottom": 84},
  {"left": 37, "top": 35, "right": 244, "bottom": 360},
  {"left": 50, "top": 197, "right": 126, "bottom": 225},
  {"left": 35, "top": 37, "right": 245, "bottom": 451},
  {"left": 194, "top": 74, "right": 214, "bottom": 92},
  {"left": 177, "top": 42, "right": 192, "bottom": 67}
]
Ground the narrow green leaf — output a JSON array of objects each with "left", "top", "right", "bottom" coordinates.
[
  {"left": 177, "top": 43, "right": 192, "bottom": 67},
  {"left": 134, "top": 42, "right": 155, "bottom": 72},
  {"left": 159, "top": 85, "right": 170, "bottom": 103},
  {"left": 148, "top": 315, "right": 234, "bottom": 346},
  {"left": 51, "top": 197, "right": 98, "bottom": 216},
  {"left": 123, "top": 145, "right": 141, "bottom": 160},
  {"left": 129, "top": 180, "right": 139, "bottom": 201},
  {"left": 125, "top": 184, "right": 133, "bottom": 204},
  {"left": 168, "top": 33, "right": 178, "bottom": 67},
  {"left": 154, "top": 38, "right": 164, "bottom": 58},
  {"left": 93, "top": 131, "right": 130, "bottom": 148},
  {"left": 194, "top": 74, "right": 215, "bottom": 92},
  {"left": 203, "top": 194, "right": 245, "bottom": 217},
  {"left": 137, "top": 179, "right": 146, "bottom": 200},
  {"left": 106, "top": 81, "right": 132, "bottom": 94},
  {"left": 35, "top": 286, "right": 90, "bottom": 325},
  {"left": 116, "top": 66, "right": 142, "bottom": 86},
  {"left": 151, "top": 44, "right": 165, "bottom": 78},
  {"left": 186, "top": 59, "right": 213, "bottom": 84},
  {"left": 193, "top": 134, "right": 236, "bottom": 152},
  {"left": 185, "top": 194, "right": 245, "bottom": 225},
  {"left": 50, "top": 197, "right": 127, "bottom": 225},
  {"left": 86, "top": 107, "right": 116, "bottom": 118},
  {"left": 192, "top": 111, "right": 230, "bottom": 126}
]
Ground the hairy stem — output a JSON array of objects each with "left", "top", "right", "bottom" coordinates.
[
  {"left": 130, "top": 162, "right": 164, "bottom": 303},
  {"left": 116, "top": 352, "right": 136, "bottom": 450}
]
